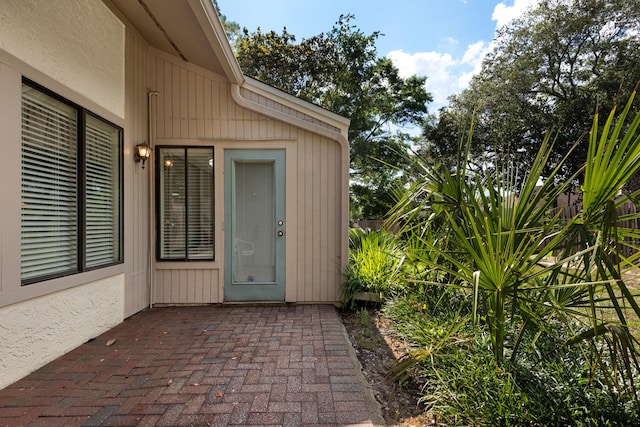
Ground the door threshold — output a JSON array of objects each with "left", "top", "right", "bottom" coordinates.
[{"left": 222, "top": 301, "right": 288, "bottom": 306}]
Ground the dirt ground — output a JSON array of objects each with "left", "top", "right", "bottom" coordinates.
[{"left": 341, "top": 309, "right": 435, "bottom": 426}]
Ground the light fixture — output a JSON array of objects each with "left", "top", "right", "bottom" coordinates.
[{"left": 134, "top": 142, "right": 151, "bottom": 169}]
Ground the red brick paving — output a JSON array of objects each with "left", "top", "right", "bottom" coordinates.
[{"left": 0, "top": 305, "right": 381, "bottom": 426}]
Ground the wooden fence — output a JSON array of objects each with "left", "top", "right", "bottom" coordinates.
[
  {"left": 557, "top": 199, "right": 639, "bottom": 259},
  {"left": 352, "top": 219, "right": 400, "bottom": 233},
  {"left": 354, "top": 198, "right": 639, "bottom": 259}
]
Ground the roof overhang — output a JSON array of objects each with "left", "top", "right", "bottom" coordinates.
[
  {"left": 106, "top": 0, "right": 349, "bottom": 138},
  {"left": 243, "top": 77, "right": 350, "bottom": 138},
  {"left": 107, "top": 0, "right": 244, "bottom": 84}
]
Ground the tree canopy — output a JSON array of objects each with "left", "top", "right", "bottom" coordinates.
[
  {"left": 424, "top": 0, "right": 640, "bottom": 185},
  {"left": 232, "top": 15, "right": 432, "bottom": 220},
  {"left": 212, "top": 0, "right": 240, "bottom": 44}
]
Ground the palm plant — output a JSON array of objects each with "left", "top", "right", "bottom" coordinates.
[
  {"left": 556, "top": 91, "right": 640, "bottom": 391},
  {"left": 388, "top": 90, "right": 640, "bottom": 382}
]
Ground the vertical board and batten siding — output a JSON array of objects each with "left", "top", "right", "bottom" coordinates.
[
  {"left": 154, "top": 269, "right": 218, "bottom": 304},
  {"left": 149, "top": 51, "right": 344, "bottom": 304},
  {"left": 240, "top": 87, "right": 343, "bottom": 303},
  {"left": 123, "top": 26, "right": 151, "bottom": 316}
]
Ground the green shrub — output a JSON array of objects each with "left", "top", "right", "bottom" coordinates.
[
  {"left": 383, "top": 297, "right": 640, "bottom": 425},
  {"left": 341, "top": 228, "right": 405, "bottom": 308},
  {"left": 388, "top": 92, "right": 640, "bottom": 371},
  {"left": 380, "top": 93, "right": 640, "bottom": 424},
  {"left": 384, "top": 298, "right": 533, "bottom": 425}
]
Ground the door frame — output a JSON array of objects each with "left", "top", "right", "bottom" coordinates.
[{"left": 223, "top": 149, "right": 286, "bottom": 301}]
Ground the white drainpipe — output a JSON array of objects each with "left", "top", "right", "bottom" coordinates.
[{"left": 147, "top": 91, "right": 159, "bottom": 308}]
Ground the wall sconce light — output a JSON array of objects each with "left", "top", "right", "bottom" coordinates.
[{"left": 134, "top": 142, "right": 151, "bottom": 169}]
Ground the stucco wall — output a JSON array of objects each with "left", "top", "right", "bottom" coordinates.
[
  {"left": 0, "top": 0, "right": 125, "bottom": 118},
  {"left": 0, "top": 275, "right": 125, "bottom": 390}
]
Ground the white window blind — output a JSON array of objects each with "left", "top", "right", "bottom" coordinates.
[
  {"left": 187, "top": 149, "right": 214, "bottom": 259},
  {"left": 160, "top": 148, "right": 186, "bottom": 259},
  {"left": 21, "top": 81, "right": 123, "bottom": 284},
  {"left": 159, "top": 147, "right": 214, "bottom": 260},
  {"left": 21, "top": 85, "right": 79, "bottom": 281},
  {"left": 85, "top": 115, "right": 121, "bottom": 267}
]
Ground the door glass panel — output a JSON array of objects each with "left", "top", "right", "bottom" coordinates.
[{"left": 233, "top": 160, "right": 275, "bottom": 283}]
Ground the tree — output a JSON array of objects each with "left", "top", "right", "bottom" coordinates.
[
  {"left": 424, "top": 0, "right": 640, "bottom": 185},
  {"left": 211, "top": 0, "right": 240, "bottom": 44},
  {"left": 235, "top": 15, "right": 432, "bottom": 220}
]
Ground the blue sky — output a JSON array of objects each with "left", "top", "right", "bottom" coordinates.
[{"left": 217, "top": 0, "right": 539, "bottom": 111}]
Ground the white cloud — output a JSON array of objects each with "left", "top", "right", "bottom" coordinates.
[
  {"left": 462, "top": 40, "right": 488, "bottom": 67},
  {"left": 388, "top": 50, "right": 459, "bottom": 110},
  {"left": 492, "top": 0, "right": 539, "bottom": 30},
  {"left": 388, "top": 1, "right": 539, "bottom": 112},
  {"left": 459, "top": 41, "right": 491, "bottom": 88},
  {"left": 388, "top": 50, "right": 453, "bottom": 79},
  {"left": 446, "top": 37, "right": 459, "bottom": 46},
  {"left": 389, "top": 40, "right": 491, "bottom": 112}
]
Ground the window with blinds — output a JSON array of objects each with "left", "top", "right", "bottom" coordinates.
[
  {"left": 21, "top": 81, "right": 123, "bottom": 284},
  {"left": 21, "top": 85, "right": 79, "bottom": 281},
  {"left": 85, "top": 115, "right": 122, "bottom": 268},
  {"left": 158, "top": 147, "right": 214, "bottom": 261}
]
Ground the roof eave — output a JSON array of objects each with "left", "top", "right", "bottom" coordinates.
[
  {"left": 243, "top": 77, "right": 350, "bottom": 136},
  {"left": 187, "top": 0, "right": 244, "bottom": 85}
]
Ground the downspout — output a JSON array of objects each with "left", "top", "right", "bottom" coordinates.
[{"left": 147, "top": 90, "right": 159, "bottom": 308}]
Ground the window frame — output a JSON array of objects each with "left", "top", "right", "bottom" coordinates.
[
  {"left": 155, "top": 146, "right": 215, "bottom": 262},
  {"left": 21, "top": 78, "right": 124, "bottom": 286}
]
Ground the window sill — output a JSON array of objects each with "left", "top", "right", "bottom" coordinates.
[{"left": 1, "top": 264, "right": 125, "bottom": 309}]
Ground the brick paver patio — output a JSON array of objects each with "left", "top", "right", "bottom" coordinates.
[{"left": 0, "top": 305, "right": 383, "bottom": 426}]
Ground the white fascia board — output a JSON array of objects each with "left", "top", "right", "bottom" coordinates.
[
  {"left": 186, "top": 0, "right": 349, "bottom": 137},
  {"left": 243, "top": 76, "right": 350, "bottom": 137},
  {"left": 188, "top": 0, "right": 244, "bottom": 85}
]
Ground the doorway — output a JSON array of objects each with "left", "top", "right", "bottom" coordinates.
[{"left": 224, "top": 150, "right": 285, "bottom": 301}]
